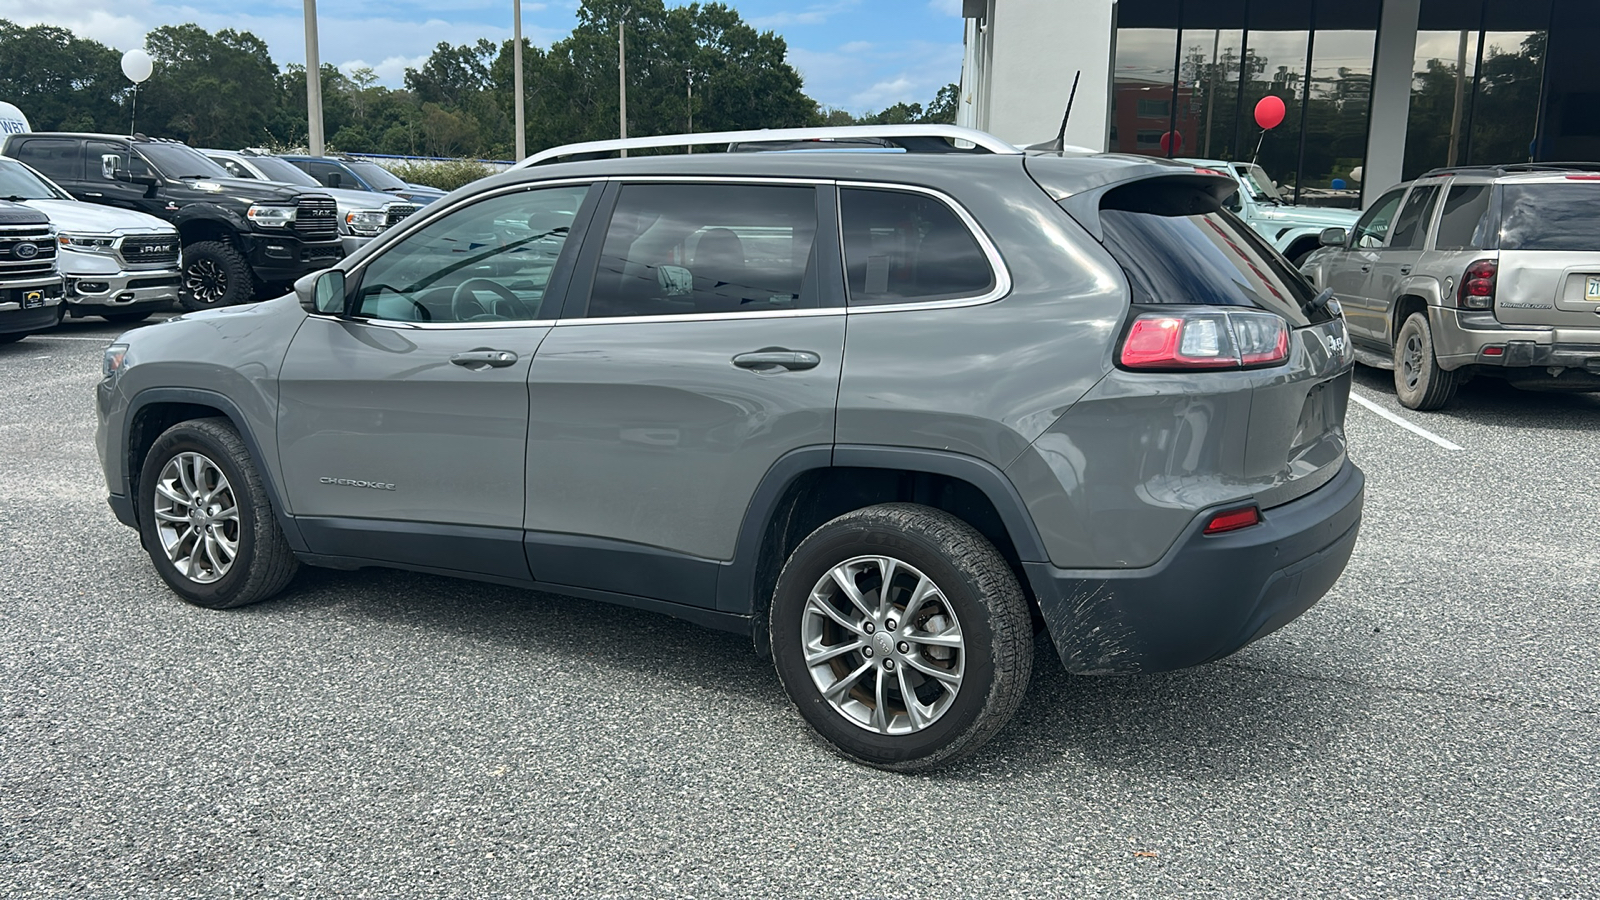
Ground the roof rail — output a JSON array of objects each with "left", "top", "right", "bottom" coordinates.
[
  {"left": 513, "top": 124, "right": 1020, "bottom": 169},
  {"left": 1422, "top": 161, "right": 1600, "bottom": 177}
]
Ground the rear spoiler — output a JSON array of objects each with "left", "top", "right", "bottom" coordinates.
[{"left": 1026, "top": 157, "right": 1237, "bottom": 241}]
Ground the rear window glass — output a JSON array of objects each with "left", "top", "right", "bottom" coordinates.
[
  {"left": 1094, "top": 182, "right": 1327, "bottom": 326},
  {"left": 1434, "top": 184, "right": 1493, "bottom": 250},
  {"left": 1500, "top": 184, "right": 1600, "bottom": 251},
  {"left": 840, "top": 187, "right": 994, "bottom": 305}
]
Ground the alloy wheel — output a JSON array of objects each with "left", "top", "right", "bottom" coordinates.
[
  {"left": 184, "top": 259, "right": 229, "bottom": 305},
  {"left": 1402, "top": 333, "right": 1424, "bottom": 389},
  {"left": 151, "top": 452, "right": 240, "bottom": 584},
  {"left": 801, "top": 555, "right": 965, "bottom": 735}
]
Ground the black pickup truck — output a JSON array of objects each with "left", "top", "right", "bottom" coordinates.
[{"left": 0, "top": 133, "right": 342, "bottom": 310}]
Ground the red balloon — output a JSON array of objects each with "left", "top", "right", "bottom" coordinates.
[
  {"left": 1255, "top": 95, "right": 1287, "bottom": 130},
  {"left": 1158, "top": 131, "right": 1184, "bottom": 155}
]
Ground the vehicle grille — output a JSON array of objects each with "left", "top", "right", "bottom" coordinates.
[
  {"left": 119, "top": 234, "right": 180, "bottom": 269},
  {"left": 293, "top": 196, "right": 339, "bottom": 241},
  {"left": 0, "top": 225, "right": 57, "bottom": 278},
  {"left": 385, "top": 203, "right": 421, "bottom": 229}
]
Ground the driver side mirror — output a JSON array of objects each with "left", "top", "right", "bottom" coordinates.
[
  {"left": 1319, "top": 227, "right": 1348, "bottom": 248},
  {"left": 324, "top": 172, "right": 342, "bottom": 189},
  {"left": 101, "top": 153, "right": 156, "bottom": 186},
  {"left": 295, "top": 269, "right": 346, "bottom": 315}
]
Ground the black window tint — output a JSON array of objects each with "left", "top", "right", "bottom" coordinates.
[
  {"left": 840, "top": 187, "right": 993, "bottom": 305},
  {"left": 1095, "top": 182, "right": 1326, "bottom": 326},
  {"left": 1351, "top": 188, "right": 1404, "bottom": 248},
  {"left": 1499, "top": 184, "right": 1600, "bottom": 251},
  {"left": 1388, "top": 185, "right": 1440, "bottom": 251},
  {"left": 354, "top": 184, "right": 589, "bottom": 323},
  {"left": 1434, "top": 184, "right": 1493, "bottom": 250},
  {"left": 14, "top": 138, "right": 80, "bottom": 181},
  {"left": 585, "top": 183, "right": 818, "bottom": 318}
]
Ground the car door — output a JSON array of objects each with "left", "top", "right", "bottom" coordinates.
[
  {"left": 522, "top": 179, "right": 846, "bottom": 609},
  {"left": 276, "top": 180, "right": 598, "bottom": 580},
  {"left": 1331, "top": 187, "right": 1405, "bottom": 342},
  {"left": 1367, "top": 183, "right": 1442, "bottom": 345},
  {"left": 81, "top": 140, "right": 172, "bottom": 218},
  {"left": 8, "top": 136, "right": 84, "bottom": 195}
]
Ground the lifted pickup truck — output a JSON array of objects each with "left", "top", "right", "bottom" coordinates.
[
  {"left": 0, "top": 133, "right": 342, "bottom": 310},
  {"left": 0, "top": 199, "right": 64, "bottom": 343},
  {"left": 1181, "top": 158, "right": 1361, "bottom": 266}
]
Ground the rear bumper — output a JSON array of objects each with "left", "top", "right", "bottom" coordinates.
[
  {"left": 1433, "top": 308, "right": 1600, "bottom": 371},
  {"left": 1026, "top": 460, "right": 1364, "bottom": 675}
]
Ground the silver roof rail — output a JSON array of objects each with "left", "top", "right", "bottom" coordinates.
[{"left": 513, "top": 124, "right": 1021, "bottom": 169}]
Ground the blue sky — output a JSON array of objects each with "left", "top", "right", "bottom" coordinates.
[{"left": 0, "top": 0, "right": 966, "bottom": 113}]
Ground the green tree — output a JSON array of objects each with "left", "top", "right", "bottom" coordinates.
[
  {"left": 141, "top": 24, "right": 280, "bottom": 147},
  {"left": 0, "top": 21, "right": 125, "bottom": 132}
]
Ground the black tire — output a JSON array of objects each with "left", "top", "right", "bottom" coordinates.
[
  {"left": 180, "top": 241, "right": 254, "bottom": 311},
  {"left": 101, "top": 311, "right": 152, "bottom": 324},
  {"left": 1393, "top": 311, "right": 1459, "bottom": 410},
  {"left": 769, "top": 503, "right": 1033, "bottom": 771},
  {"left": 136, "top": 417, "right": 298, "bottom": 608}
]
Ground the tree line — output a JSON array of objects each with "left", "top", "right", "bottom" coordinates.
[{"left": 0, "top": 0, "right": 956, "bottom": 161}]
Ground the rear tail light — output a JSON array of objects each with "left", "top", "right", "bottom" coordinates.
[
  {"left": 1457, "top": 259, "right": 1497, "bottom": 310},
  {"left": 1204, "top": 505, "right": 1261, "bottom": 535},
  {"left": 1120, "top": 310, "right": 1291, "bottom": 370}
]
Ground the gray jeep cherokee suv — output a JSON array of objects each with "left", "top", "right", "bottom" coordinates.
[{"left": 95, "top": 126, "right": 1364, "bottom": 770}]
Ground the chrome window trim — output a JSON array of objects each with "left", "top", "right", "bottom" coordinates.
[
  {"left": 306, "top": 315, "right": 558, "bottom": 330},
  {"left": 556, "top": 307, "right": 843, "bottom": 327},
  {"left": 835, "top": 180, "right": 1012, "bottom": 314}
]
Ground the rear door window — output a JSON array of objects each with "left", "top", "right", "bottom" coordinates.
[
  {"left": 1388, "top": 185, "right": 1440, "bottom": 250},
  {"left": 1499, "top": 183, "right": 1600, "bottom": 251},
  {"left": 839, "top": 187, "right": 994, "bottom": 305},
  {"left": 1434, "top": 183, "right": 1494, "bottom": 250},
  {"left": 1093, "top": 180, "right": 1328, "bottom": 325},
  {"left": 12, "top": 138, "right": 81, "bottom": 181},
  {"left": 582, "top": 182, "right": 819, "bottom": 318}
]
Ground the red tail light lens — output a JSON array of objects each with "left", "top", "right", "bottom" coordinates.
[
  {"left": 1120, "top": 310, "right": 1290, "bottom": 371},
  {"left": 1457, "top": 259, "right": 1497, "bottom": 310},
  {"left": 1204, "top": 505, "right": 1261, "bottom": 535}
]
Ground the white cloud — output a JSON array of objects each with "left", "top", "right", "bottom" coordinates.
[
  {"left": 789, "top": 39, "right": 962, "bottom": 112},
  {"left": 928, "top": 0, "right": 963, "bottom": 15},
  {"left": 749, "top": 1, "right": 859, "bottom": 29}
]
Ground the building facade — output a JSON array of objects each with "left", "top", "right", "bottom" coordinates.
[{"left": 958, "top": 0, "right": 1600, "bottom": 207}]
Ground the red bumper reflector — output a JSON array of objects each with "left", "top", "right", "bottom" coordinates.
[
  {"left": 1204, "top": 506, "right": 1261, "bottom": 535},
  {"left": 1482, "top": 345, "right": 1505, "bottom": 357}
]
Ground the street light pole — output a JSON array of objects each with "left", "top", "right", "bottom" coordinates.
[
  {"left": 513, "top": 0, "right": 525, "bottom": 161},
  {"left": 303, "top": 0, "right": 325, "bottom": 156},
  {"left": 618, "top": 18, "right": 628, "bottom": 157}
]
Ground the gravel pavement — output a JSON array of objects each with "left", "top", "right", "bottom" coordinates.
[{"left": 2, "top": 313, "right": 1598, "bottom": 898}]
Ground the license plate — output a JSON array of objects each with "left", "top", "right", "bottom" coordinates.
[
  {"left": 1587, "top": 276, "right": 1600, "bottom": 301},
  {"left": 22, "top": 290, "right": 44, "bottom": 309}
]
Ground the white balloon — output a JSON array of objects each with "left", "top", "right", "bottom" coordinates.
[{"left": 121, "top": 49, "right": 154, "bottom": 84}]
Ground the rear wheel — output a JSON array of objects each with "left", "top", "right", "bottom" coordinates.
[
  {"left": 180, "top": 241, "right": 254, "bottom": 311},
  {"left": 769, "top": 503, "right": 1032, "bottom": 771},
  {"left": 137, "top": 418, "right": 298, "bottom": 608},
  {"left": 1393, "top": 312, "right": 1458, "bottom": 410}
]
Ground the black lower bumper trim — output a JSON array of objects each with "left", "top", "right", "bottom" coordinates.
[{"left": 1026, "top": 461, "right": 1365, "bottom": 675}]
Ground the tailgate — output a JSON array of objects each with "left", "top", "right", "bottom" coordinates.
[
  {"left": 1246, "top": 316, "right": 1353, "bottom": 509},
  {"left": 1495, "top": 250, "right": 1600, "bottom": 328}
]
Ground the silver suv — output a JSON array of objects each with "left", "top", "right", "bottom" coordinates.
[
  {"left": 1303, "top": 163, "right": 1600, "bottom": 409},
  {"left": 95, "top": 126, "right": 1364, "bottom": 770}
]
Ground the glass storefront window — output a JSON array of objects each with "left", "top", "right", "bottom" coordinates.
[
  {"left": 1110, "top": 29, "right": 1180, "bottom": 157},
  {"left": 1469, "top": 31, "right": 1546, "bottom": 166},
  {"left": 1174, "top": 29, "right": 1246, "bottom": 160},
  {"left": 1403, "top": 30, "right": 1482, "bottom": 180},
  {"left": 1300, "top": 27, "right": 1375, "bottom": 207}
]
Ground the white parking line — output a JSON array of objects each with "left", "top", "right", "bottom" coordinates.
[{"left": 1349, "top": 391, "right": 1463, "bottom": 451}]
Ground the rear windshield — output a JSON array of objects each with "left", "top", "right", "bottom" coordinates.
[
  {"left": 1500, "top": 184, "right": 1600, "bottom": 251},
  {"left": 1093, "top": 181, "right": 1327, "bottom": 325}
]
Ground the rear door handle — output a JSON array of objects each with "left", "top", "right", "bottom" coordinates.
[
  {"left": 450, "top": 348, "right": 518, "bottom": 369},
  {"left": 732, "top": 348, "right": 821, "bottom": 372}
]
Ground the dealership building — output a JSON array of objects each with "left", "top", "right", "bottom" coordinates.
[{"left": 956, "top": 0, "right": 1599, "bottom": 207}]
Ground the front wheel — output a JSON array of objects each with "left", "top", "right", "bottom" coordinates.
[
  {"left": 137, "top": 418, "right": 299, "bottom": 608},
  {"left": 1393, "top": 312, "right": 1459, "bottom": 410},
  {"left": 769, "top": 503, "right": 1033, "bottom": 771},
  {"left": 180, "top": 241, "right": 254, "bottom": 311}
]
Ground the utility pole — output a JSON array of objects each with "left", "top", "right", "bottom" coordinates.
[
  {"left": 686, "top": 69, "right": 693, "bottom": 152},
  {"left": 303, "top": 0, "right": 325, "bottom": 156},
  {"left": 618, "top": 17, "right": 628, "bottom": 156},
  {"left": 513, "top": 0, "right": 525, "bottom": 161}
]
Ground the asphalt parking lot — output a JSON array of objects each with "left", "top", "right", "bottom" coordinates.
[{"left": 2, "top": 312, "right": 1598, "bottom": 898}]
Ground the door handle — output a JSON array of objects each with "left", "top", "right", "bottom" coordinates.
[
  {"left": 1400, "top": 265, "right": 1413, "bottom": 275},
  {"left": 450, "top": 348, "right": 518, "bottom": 369},
  {"left": 732, "top": 348, "right": 821, "bottom": 372},
  {"left": 1359, "top": 264, "right": 1371, "bottom": 273}
]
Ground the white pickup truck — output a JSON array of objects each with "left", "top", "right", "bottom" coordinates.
[
  {"left": 0, "top": 156, "right": 180, "bottom": 323},
  {"left": 1180, "top": 158, "right": 1362, "bottom": 266}
]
